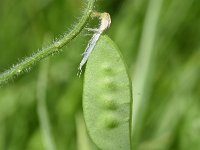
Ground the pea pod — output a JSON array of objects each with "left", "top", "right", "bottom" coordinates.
[{"left": 83, "top": 35, "right": 132, "bottom": 150}]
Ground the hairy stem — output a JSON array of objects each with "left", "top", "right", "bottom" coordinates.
[{"left": 0, "top": 0, "right": 96, "bottom": 86}]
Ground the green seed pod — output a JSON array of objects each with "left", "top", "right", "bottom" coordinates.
[{"left": 83, "top": 35, "right": 132, "bottom": 150}]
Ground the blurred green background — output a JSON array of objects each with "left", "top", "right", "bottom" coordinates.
[{"left": 0, "top": 0, "right": 200, "bottom": 149}]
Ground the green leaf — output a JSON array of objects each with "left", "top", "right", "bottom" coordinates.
[{"left": 83, "top": 35, "right": 132, "bottom": 150}]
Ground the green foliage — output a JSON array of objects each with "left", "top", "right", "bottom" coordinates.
[
  {"left": 83, "top": 35, "right": 132, "bottom": 150},
  {"left": 0, "top": 0, "right": 200, "bottom": 149}
]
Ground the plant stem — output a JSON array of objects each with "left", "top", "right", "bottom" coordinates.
[
  {"left": 0, "top": 0, "right": 96, "bottom": 86},
  {"left": 36, "top": 58, "right": 56, "bottom": 150},
  {"left": 76, "top": 113, "right": 92, "bottom": 150},
  {"left": 131, "top": 0, "right": 163, "bottom": 147}
]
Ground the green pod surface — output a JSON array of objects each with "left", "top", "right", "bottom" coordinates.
[{"left": 83, "top": 35, "right": 132, "bottom": 150}]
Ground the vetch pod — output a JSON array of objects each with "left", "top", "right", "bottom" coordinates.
[{"left": 83, "top": 35, "right": 132, "bottom": 150}]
